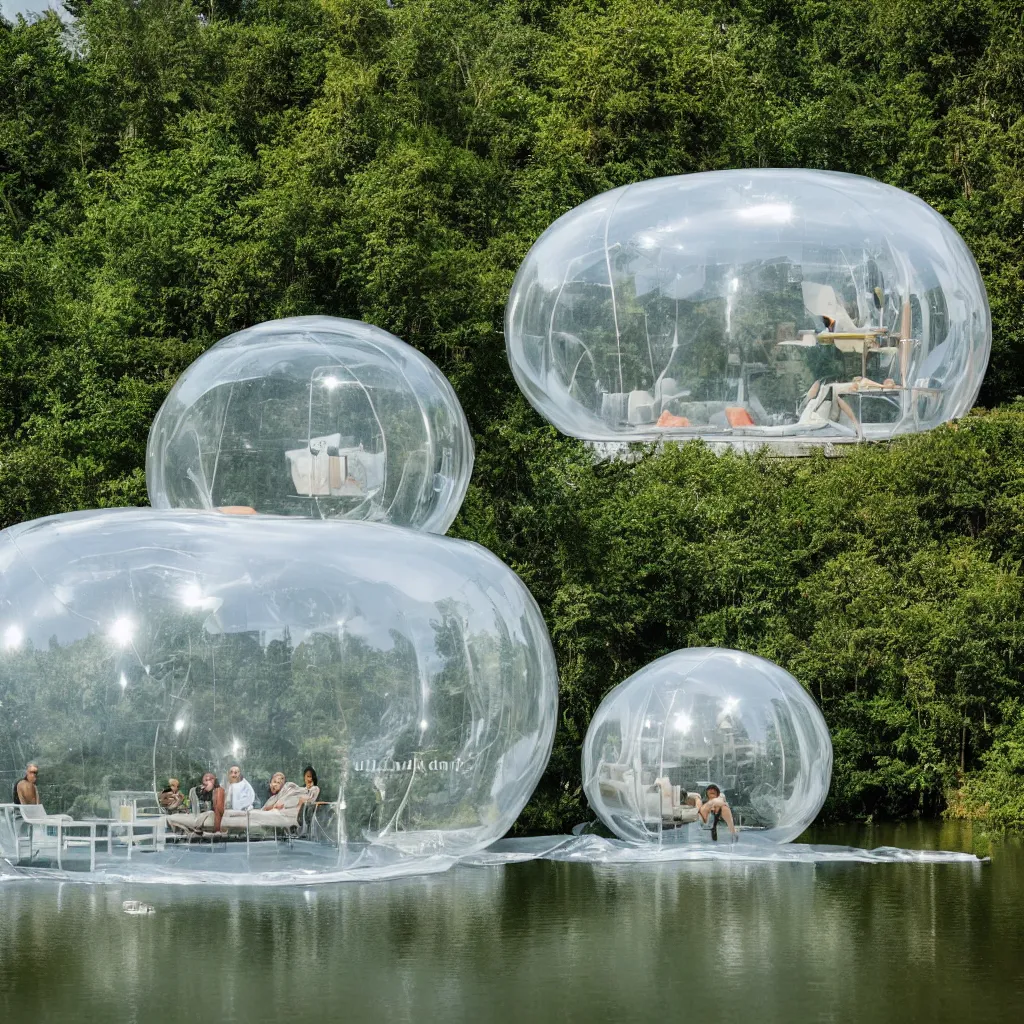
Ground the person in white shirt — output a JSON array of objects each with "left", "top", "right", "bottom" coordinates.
[
  {"left": 218, "top": 771, "right": 306, "bottom": 832},
  {"left": 226, "top": 765, "right": 256, "bottom": 811}
]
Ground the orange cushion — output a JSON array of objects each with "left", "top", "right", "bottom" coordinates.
[
  {"left": 656, "top": 411, "right": 691, "bottom": 428},
  {"left": 725, "top": 407, "right": 755, "bottom": 427},
  {"left": 217, "top": 506, "right": 258, "bottom": 515}
]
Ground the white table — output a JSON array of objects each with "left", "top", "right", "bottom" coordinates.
[
  {"left": 55, "top": 817, "right": 166, "bottom": 871},
  {"left": 0, "top": 803, "right": 24, "bottom": 861},
  {"left": 112, "top": 816, "right": 166, "bottom": 856},
  {"left": 54, "top": 820, "right": 111, "bottom": 872}
]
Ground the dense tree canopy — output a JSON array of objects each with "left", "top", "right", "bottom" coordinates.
[{"left": 3, "top": 0, "right": 1024, "bottom": 828}]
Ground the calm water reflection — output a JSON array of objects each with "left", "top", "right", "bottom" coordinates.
[{"left": 1, "top": 822, "right": 1022, "bottom": 1023}]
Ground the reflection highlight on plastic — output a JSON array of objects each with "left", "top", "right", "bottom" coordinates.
[{"left": 2, "top": 625, "right": 22, "bottom": 651}]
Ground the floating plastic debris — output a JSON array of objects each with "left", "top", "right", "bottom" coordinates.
[{"left": 122, "top": 900, "right": 155, "bottom": 915}]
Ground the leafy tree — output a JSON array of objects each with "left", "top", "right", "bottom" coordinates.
[{"left": 3, "top": 0, "right": 1024, "bottom": 830}]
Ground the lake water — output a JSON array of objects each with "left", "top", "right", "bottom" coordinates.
[{"left": 1, "top": 821, "right": 1022, "bottom": 1023}]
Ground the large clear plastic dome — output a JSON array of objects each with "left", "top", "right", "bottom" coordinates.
[
  {"left": 0, "top": 509, "right": 557, "bottom": 880},
  {"left": 147, "top": 317, "right": 473, "bottom": 533},
  {"left": 507, "top": 170, "right": 990, "bottom": 445},
  {"left": 583, "top": 649, "right": 832, "bottom": 844}
]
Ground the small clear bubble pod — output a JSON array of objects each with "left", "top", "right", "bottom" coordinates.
[
  {"left": 147, "top": 316, "right": 473, "bottom": 533},
  {"left": 583, "top": 649, "right": 832, "bottom": 844},
  {"left": 0, "top": 510, "right": 557, "bottom": 881},
  {"left": 506, "top": 170, "right": 990, "bottom": 447}
]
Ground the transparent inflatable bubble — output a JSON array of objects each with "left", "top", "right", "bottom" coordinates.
[
  {"left": 583, "top": 648, "right": 832, "bottom": 844},
  {"left": 0, "top": 509, "right": 557, "bottom": 881},
  {"left": 147, "top": 317, "right": 473, "bottom": 533},
  {"left": 507, "top": 170, "right": 990, "bottom": 445}
]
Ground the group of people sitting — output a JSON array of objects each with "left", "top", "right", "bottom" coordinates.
[{"left": 159, "top": 765, "right": 320, "bottom": 837}]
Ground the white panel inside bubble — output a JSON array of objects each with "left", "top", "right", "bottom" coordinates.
[
  {"left": 582, "top": 648, "right": 832, "bottom": 845},
  {"left": 0, "top": 509, "right": 557, "bottom": 880},
  {"left": 147, "top": 317, "right": 473, "bottom": 534},
  {"left": 506, "top": 170, "right": 991, "bottom": 443}
]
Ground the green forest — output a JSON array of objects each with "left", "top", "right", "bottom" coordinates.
[{"left": 3, "top": 0, "right": 1024, "bottom": 831}]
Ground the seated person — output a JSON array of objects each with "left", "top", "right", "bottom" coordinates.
[
  {"left": 300, "top": 766, "right": 318, "bottom": 801},
  {"left": 13, "top": 763, "right": 40, "bottom": 805},
  {"left": 226, "top": 765, "right": 256, "bottom": 811},
  {"left": 158, "top": 778, "right": 186, "bottom": 813},
  {"left": 261, "top": 772, "right": 291, "bottom": 809},
  {"left": 696, "top": 783, "right": 737, "bottom": 841},
  {"left": 215, "top": 772, "right": 307, "bottom": 833},
  {"left": 262, "top": 774, "right": 304, "bottom": 812},
  {"left": 166, "top": 773, "right": 225, "bottom": 835},
  {"left": 257, "top": 771, "right": 313, "bottom": 812},
  {"left": 298, "top": 766, "right": 319, "bottom": 835}
]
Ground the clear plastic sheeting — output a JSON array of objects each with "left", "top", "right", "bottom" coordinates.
[
  {"left": 506, "top": 170, "right": 990, "bottom": 446},
  {"left": 147, "top": 317, "right": 473, "bottom": 533},
  {"left": 0, "top": 509, "right": 558, "bottom": 882},
  {"left": 462, "top": 835, "right": 986, "bottom": 866},
  {"left": 583, "top": 648, "right": 832, "bottom": 845},
  {"left": 0, "top": 850, "right": 463, "bottom": 886}
]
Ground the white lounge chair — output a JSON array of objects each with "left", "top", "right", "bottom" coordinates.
[
  {"left": 174, "top": 784, "right": 321, "bottom": 842},
  {"left": 285, "top": 434, "right": 385, "bottom": 498},
  {"left": 16, "top": 804, "right": 112, "bottom": 870},
  {"left": 16, "top": 803, "right": 72, "bottom": 827},
  {"left": 647, "top": 779, "right": 701, "bottom": 825},
  {"left": 595, "top": 761, "right": 637, "bottom": 813},
  {"left": 225, "top": 785, "right": 320, "bottom": 839}
]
